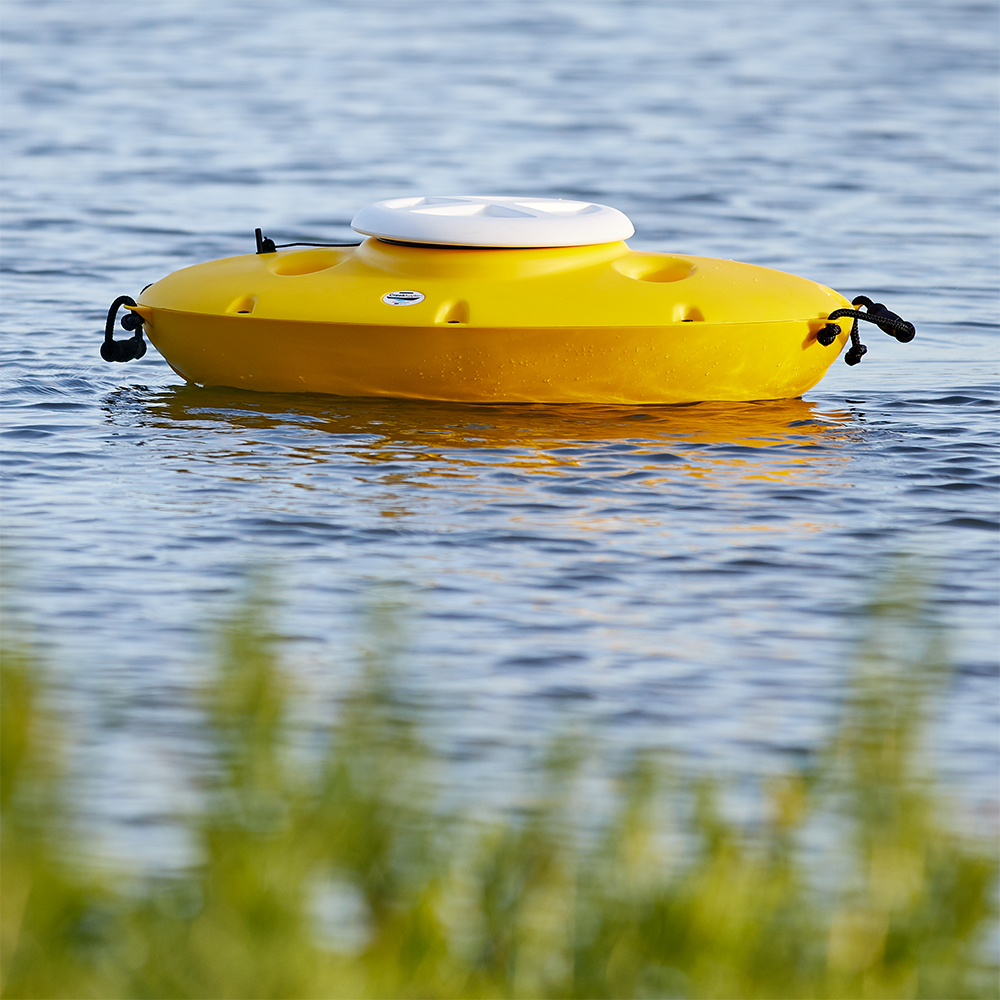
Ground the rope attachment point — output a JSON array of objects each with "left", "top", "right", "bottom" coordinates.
[
  {"left": 254, "top": 227, "right": 360, "bottom": 254},
  {"left": 255, "top": 228, "right": 277, "bottom": 254},
  {"left": 101, "top": 296, "right": 147, "bottom": 363},
  {"left": 815, "top": 296, "right": 915, "bottom": 366}
]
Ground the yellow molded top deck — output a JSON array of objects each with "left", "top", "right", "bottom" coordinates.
[{"left": 138, "top": 238, "right": 848, "bottom": 330}]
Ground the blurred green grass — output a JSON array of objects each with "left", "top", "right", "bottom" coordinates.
[{"left": 1, "top": 574, "right": 996, "bottom": 999}]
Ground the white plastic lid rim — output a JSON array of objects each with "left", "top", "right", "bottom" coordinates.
[{"left": 350, "top": 195, "right": 635, "bottom": 248}]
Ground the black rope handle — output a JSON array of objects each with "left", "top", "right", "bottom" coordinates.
[
  {"left": 101, "top": 295, "right": 147, "bottom": 363},
  {"left": 815, "top": 296, "right": 916, "bottom": 366},
  {"left": 255, "top": 228, "right": 361, "bottom": 254}
]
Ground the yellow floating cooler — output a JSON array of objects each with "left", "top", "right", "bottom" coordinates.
[{"left": 102, "top": 196, "right": 915, "bottom": 404}]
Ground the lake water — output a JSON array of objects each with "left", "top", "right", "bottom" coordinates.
[{"left": 2, "top": 0, "right": 997, "bottom": 862}]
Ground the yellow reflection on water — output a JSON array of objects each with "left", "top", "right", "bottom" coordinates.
[{"left": 144, "top": 386, "right": 854, "bottom": 489}]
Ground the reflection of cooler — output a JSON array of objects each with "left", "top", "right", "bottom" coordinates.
[
  {"left": 108, "top": 196, "right": 915, "bottom": 403},
  {"left": 157, "top": 390, "right": 851, "bottom": 489}
]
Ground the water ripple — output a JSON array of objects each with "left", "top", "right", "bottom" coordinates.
[{"left": 0, "top": 0, "right": 997, "bottom": 859}]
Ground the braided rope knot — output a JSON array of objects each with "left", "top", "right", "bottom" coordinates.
[{"left": 815, "top": 295, "right": 915, "bottom": 366}]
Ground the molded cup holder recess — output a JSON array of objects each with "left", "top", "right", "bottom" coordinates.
[
  {"left": 268, "top": 249, "right": 354, "bottom": 276},
  {"left": 612, "top": 254, "right": 694, "bottom": 283}
]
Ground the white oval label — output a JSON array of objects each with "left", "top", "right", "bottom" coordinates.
[{"left": 382, "top": 289, "right": 425, "bottom": 306}]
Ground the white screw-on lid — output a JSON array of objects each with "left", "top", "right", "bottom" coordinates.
[{"left": 351, "top": 195, "right": 634, "bottom": 248}]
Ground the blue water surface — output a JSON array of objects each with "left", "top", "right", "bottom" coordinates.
[{"left": 1, "top": 0, "right": 997, "bottom": 863}]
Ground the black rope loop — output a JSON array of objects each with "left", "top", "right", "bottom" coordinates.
[
  {"left": 814, "top": 295, "right": 915, "bottom": 366},
  {"left": 831, "top": 296, "right": 916, "bottom": 342},
  {"left": 101, "top": 295, "right": 147, "bottom": 363}
]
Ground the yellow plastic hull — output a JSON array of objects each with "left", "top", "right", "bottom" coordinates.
[{"left": 135, "top": 240, "right": 853, "bottom": 404}]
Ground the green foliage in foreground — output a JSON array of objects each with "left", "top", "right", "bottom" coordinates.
[{"left": 1, "top": 579, "right": 997, "bottom": 999}]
